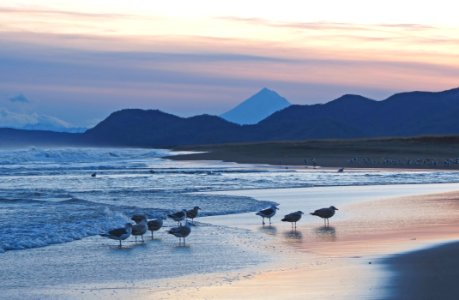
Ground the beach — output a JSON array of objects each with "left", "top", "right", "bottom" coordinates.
[
  {"left": 160, "top": 183, "right": 459, "bottom": 300},
  {"left": 2, "top": 148, "right": 459, "bottom": 299},
  {"left": 170, "top": 136, "right": 459, "bottom": 170}
]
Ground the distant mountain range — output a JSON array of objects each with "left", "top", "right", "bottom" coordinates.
[
  {"left": 220, "top": 88, "right": 290, "bottom": 125},
  {"left": 1, "top": 87, "right": 459, "bottom": 147}
]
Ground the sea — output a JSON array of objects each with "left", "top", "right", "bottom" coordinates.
[
  {"left": 2, "top": 146, "right": 459, "bottom": 253},
  {"left": 1, "top": 147, "right": 459, "bottom": 298}
]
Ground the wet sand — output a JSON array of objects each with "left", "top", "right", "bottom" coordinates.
[{"left": 153, "top": 183, "right": 459, "bottom": 299}]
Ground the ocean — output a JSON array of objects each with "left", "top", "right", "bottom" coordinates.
[{"left": 1, "top": 146, "right": 459, "bottom": 253}]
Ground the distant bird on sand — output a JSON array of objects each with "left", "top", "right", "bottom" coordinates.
[
  {"left": 147, "top": 218, "right": 163, "bottom": 239},
  {"left": 256, "top": 205, "right": 279, "bottom": 225},
  {"left": 100, "top": 223, "right": 132, "bottom": 248},
  {"left": 91, "top": 172, "right": 97, "bottom": 177},
  {"left": 186, "top": 206, "right": 201, "bottom": 223},
  {"left": 168, "top": 218, "right": 191, "bottom": 246},
  {"left": 337, "top": 168, "right": 344, "bottom": 173},
  {"left": 311, "top": 206, "right": 338, "bottom": 226},
  {"left": 132, "top": 218, "right": 147, "bottom": 242},
  {"left": 168, "top": 210, "right": 187, "bottom": 224},
  {"left": 282, "top": 211, "right": 304, "bottom": 229}
]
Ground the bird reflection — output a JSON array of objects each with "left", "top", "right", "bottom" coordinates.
[
  {"left": 283, "top": 230, "right": 303, "bottom": 241},
  {"left": 314, "top": 226, "right": 337, "bottom": 241},
  {"left": 259, "top": 225, "right": 277, "bottom": 236}
]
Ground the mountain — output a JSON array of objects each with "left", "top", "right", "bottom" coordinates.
[
  {"left": 2, "top": 87, "right": 459, "bottom": 147},
  {"left": 83, "top": 109, "right": 245, "bottom": 147},
  {"left": 220, "top": 88, "right": 290, "bottom": 125},
  {"left": 0, "top": 128, "right": 81, "bottom": 147},
  {"left": 252, "top": 87, "right": 459, "bottom": 140}
]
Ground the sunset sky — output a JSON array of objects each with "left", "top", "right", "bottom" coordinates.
[{"left": 1, "top": 0, "right": 458, "bottom": 128}]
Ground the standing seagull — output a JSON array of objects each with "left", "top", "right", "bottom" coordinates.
[
  {"left": 310, "top": 206, "right": 338, "bottom": 226},
  {"left": 131, "top": 217, "right": 147, "bottom": 242},
  {"left": 256, "top": 205, "right": 279, "bottom": 225},
  {"left": 100, "top": 223, "right": 132, "bottom": 248},
  {"left": 131, "top": 214, "right": 147, "bottom": 224},
  {"left": 168, "top": 218, "right": 191, "bottom": 246},
  {"left": 282, "top": 211, "right": 304, "bottom": 229},
  {"left": 186, "top": 206, "right": 201, "bottom": 224},
  {"left": 147, "top": 218, "right": 163, "bottom": 239},
  {"left": 168, "top": 210, "right": 187, "bottom": 225}
]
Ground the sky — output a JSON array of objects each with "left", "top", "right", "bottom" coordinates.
[{"left": 1, "top": 0, "right": 459, "bottom": 129}]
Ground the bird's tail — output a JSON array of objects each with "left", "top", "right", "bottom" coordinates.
[
  {"left": 100, "top": 233, "right": 110, "bottom": 237},
  {"left": 256, "top": 212, "right": 261, "bottom": 216},
  {"left": 281, "top": 218, "right": 287, "bottom": 222},
  {"left": 310, "top": 212, "right": 316, "bottom": 216}
]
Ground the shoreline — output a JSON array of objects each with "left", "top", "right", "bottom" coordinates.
[
  {"left": 168, "top": 137, "right": 459, "bottom": 170},
  {"left": 159, "top": 183, "right": 459, "bottom": 299}
]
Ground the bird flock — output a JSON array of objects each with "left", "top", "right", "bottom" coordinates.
[
  {"left": 258, "top": 204, "right": 339, "bottom": 228},
  {"left": 101, "top": 204, "right": 338, "bottom": 248},
  {"left": 100, "top": 206, "right": 201, "bottom": 248}
]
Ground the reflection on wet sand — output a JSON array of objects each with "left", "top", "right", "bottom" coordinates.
[
  {"left": 259, "top": 225, "right": 277, "bottom": 236},
  {"left": 283, "top": 230, "right": 303, "bottom": 241},
  {"left": 313, "top": 226, "right": 337, "bottom": 242}
]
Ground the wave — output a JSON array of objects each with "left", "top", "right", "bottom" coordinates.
[{"left": 0, "top": 147, "right": 170, "bottom": 165}]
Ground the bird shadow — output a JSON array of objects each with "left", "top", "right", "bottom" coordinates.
[
  {"left": 172, "top": 244, "right": 192, "bottom": 252},
  {"left": 259, "top": 225, "right": 277, "bottom": 236},
  {"left": 313, "top": 226, "right": 337, "bottom": 241},
  {"left": 283, "top": 230, "right": 303, "bottom": 240}
]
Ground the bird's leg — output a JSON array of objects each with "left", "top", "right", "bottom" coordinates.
[
  {"left": 262, "top": 218, "right": 265, "bottom": 225},
  {"left": 141, "top": 235, "right": 144, "bottom": 243},
  {"left": 269, "top": 217, "right": 271, "bottom": 225},
  {"left": 151, "top": 231, "right": 154, "bottom": 240},
  {"left": 119, "top": 240, "right": 122, "bottom": 248},
  {"left": 135, "top": 236, "right": 138, "bottom": 243}
]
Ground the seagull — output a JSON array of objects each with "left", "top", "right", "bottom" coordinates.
[
  {"left": 281, "top": 211, "right": 304, "bottom": 229},
  {"left": 310, "top": 206, "right": 338, "bottom": 226},
  {"left": 100, "top": 223, "right": 133, "bottom": 248},
  {"left": 168, "top": 209, "right": 187, "bottom": 225},
  {"left": 91, "top": 172, "right": 97, "bottom": 177},
  {"left": 337, "top": 168, "right": 344, "bottom": 173},
  {"left": 186, "top": 206, "right": 201, "bottom": 224},
  {"left": 131, "top": 214, "right": 147, "bottom": 224},
  {"left": 256, "top": 205, "right": 279, "bottom": 225},
  {"left": 132, "top": 218, "right": 147, "bottom": 242},
  {"left": 147, "top": 218, "right": 163, "bottom": 239},
  {"left": 168, "top": 218, "right": 191, "bottom": 246}
]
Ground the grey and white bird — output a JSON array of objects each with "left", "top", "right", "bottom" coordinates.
[
  {"left": 132, "top": 218, "right": 147, "bottom": 242},
  {"left": 281, "top": 211, "right": 304, "bottom": 229},
  {"left": 131, "top": 214, "right": 147, "bottom": 224},
  {"left": 168, "top": 210, "right": 187, "bottom": 224},
  {"left": 310, "top": 206, "right": 338, "bottom": 226},
  {"left": 100, "top": 223, "right": 133, "bottom": 248},
  {"left": 147, "top": 218, "right": 163, "bottom": 239},
  {"left": 186, "top": 206, "right": 201, "bottom": 223},
  {"left": 256, "top": 205, "right": 279, "bottom": 225},
  {"left": 168, "top": 218, "right": 191, "bottom": 246}
]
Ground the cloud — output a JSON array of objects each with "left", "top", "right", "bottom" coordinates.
[
  {"left": 8, "top": 93, "right": 30, "bottom": 103},
  {"left": 0, "top": 107, "right": 75, "bottom": 132}
]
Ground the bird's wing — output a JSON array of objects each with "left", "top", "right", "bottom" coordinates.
[{"left": 108, "top": 228, "right": 126, "bottom": 236}]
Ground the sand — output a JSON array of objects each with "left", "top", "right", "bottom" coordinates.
[
  {"left": 169, "top": 136, "right": 459, "bottom": 169},
  {"left": 146, "top": 183, "right": 459, "bottom": 299}
]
